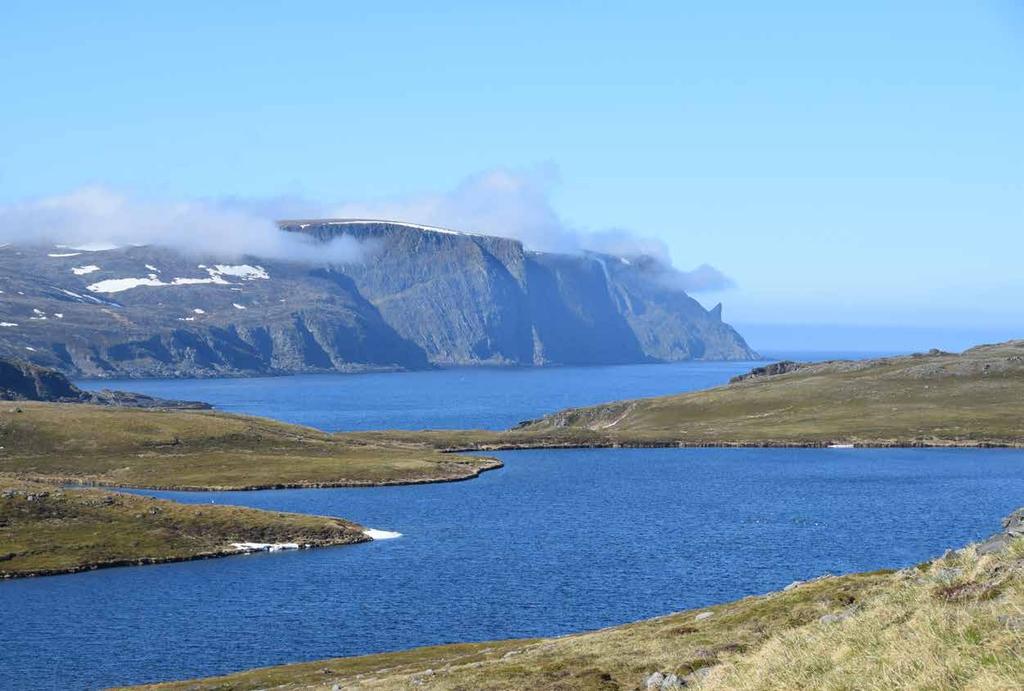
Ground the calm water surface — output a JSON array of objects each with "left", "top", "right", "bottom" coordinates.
[
  {"left": 76, "top": 353, "right": 875, "bottom": 431},
  {"left": 3, "top": 355, "right": 1017, "bottom": 690}
]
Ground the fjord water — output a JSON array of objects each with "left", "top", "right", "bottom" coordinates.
[
  {"left": 75, "top": 355, "right": 871, "bottom": 431},
  {"left": 4, "top": 449, "right": 1024, "bottom": 690},
  {"left": 4, "top": 356, "right": 1020, "bottom": 689}
]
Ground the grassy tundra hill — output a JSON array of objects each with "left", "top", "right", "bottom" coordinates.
[
  {"left": 132, "top": 513, "right": 1024, "bottom": 690},
  {"left": 0, "top": 477, "right": 368, "bottom": 578},
  {"left": 0, "top": 402, "right": 500, "bottom": 490},
  {"left": 500, "top": 340, "right": 1024, "bottom": 448}
]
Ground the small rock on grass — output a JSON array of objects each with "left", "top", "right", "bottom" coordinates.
[
  {"left": 645, "top": 672, "right": 665, "bottom": 688},
  {"left": 645, "top": 671, "right": 685, "bottom": 689}
]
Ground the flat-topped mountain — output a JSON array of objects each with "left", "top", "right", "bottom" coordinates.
[{"left": 0, "top": 220, "right": 756, "bottom": 377}]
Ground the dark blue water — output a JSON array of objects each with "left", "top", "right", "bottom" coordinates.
[
  {"left": 80, "top": 361, "right": 770, "bottom": 431},
  {"left": 2, "top": 448, "right": 1024, "bottom": 689},
  {"left": 75, "top": 353, "right": 873, "bottom": 432}
]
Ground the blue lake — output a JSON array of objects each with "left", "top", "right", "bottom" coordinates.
[{"left": 3, "top": 355, "right": 1020, "bottom": 689}]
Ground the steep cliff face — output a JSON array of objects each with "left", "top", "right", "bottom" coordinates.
[
  {"left": 285, "top": 221, "right": 757, "bottom": 367},
  {"left": 0, "top": 221, "right": 756, "bottom": 377}
]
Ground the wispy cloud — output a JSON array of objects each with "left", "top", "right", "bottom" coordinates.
[
  {"left": 327, "top": 165, "right": 735, "bottom": 291},
  {"left": 664, "top": 263, "right": 736, "bottom": 292},
  {"left": 0, "top": 168, "right": 736, "bottom": 292},
  {"left": 0, "top": 186, "right": 369, "bottom": 263}
]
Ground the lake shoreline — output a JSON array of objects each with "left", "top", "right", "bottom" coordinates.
[
  {"left": 0, "top": 542, "right": 357, "bottom": 581},
  {"left": 7, "top": 455, "right": 504, "bottom": 493},
  {"left": 443, "top": 438, "right": 1024, "bottom": 452}
]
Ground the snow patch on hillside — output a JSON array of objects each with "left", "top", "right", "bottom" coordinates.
[
  {"left": 87, "top": 277, "right": 167, "bottom": 293},
  {"left": 212, "top": 264, "right": 269, "bottom": 280},
  {"left": 86, "top": 264, "right": 269, "bottom": 293}
]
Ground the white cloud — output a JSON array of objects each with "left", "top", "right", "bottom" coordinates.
[
  {"left": 0, "top": 186, "right": 368, "bottom": 264},
  {"left": 0, "top": 168, "right": 735, "bottom": 292},
  {"left": 329, "top": 165, "right": 733, "bottom": 291}
]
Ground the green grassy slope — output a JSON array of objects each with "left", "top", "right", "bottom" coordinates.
[
  {"left": 511, "top": 341, "right": 1024, "bottom": 447},
  {"left": 0, "top": 402, "right": 500, "bottom": 490}
]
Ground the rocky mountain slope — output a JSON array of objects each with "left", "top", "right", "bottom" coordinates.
[{"left": 0, "top": 221, "right": 755, "bottom": 377}]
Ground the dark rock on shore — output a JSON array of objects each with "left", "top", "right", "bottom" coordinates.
[
  {"left": 730, "top": 360, "right": 805, "bottom": 383},
  {"left": 976, "top": 508, "right": 1024, "bottom": 555},
  {"left": 0, "top": 357, "right": 209, "bottom": 408}
]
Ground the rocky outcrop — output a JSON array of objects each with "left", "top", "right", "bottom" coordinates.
[
  {"left": 730, "top": 360, "right": 805, "bottom": 383},
  {"left": 0, "top": 357, "right": 208, "bottom": 408},
  {"left": 976, "top": 508, "right": 1024, "bottom": 555},
  {"left": 0, "top": 221, "right": 757, "bottom": 377}
]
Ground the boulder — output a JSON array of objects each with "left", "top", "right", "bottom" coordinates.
[{"left": 644, "top": 672, "right": 665, "bottom": 689}]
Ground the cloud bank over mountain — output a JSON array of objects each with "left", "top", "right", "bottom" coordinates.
[
  {"left": 0, "top": 167, "right": 735, "bottom": 292},
  {"left": 0, "top": 186, "right": 369, "bottom": 264}
]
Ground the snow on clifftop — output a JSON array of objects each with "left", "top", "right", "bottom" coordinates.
[{"left": 283, "top": 218, "right": 471, "bottom": 237}]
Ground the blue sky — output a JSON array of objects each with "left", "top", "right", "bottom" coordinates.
[{"left": 1, "top": 2, "right": 1022, "bottom": 351}]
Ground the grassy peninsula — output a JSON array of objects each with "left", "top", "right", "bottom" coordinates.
[
  {"left": 0, "top": 402, "right": 497, "bottom": 578},
  {"left": 459, "top": 340, "right": 1024, "bottom": 449},
  {"left": 0, "top": 477, "right": 369, "bottom": 578},
  {"left": 0, "top": 402, "right": 500, "bottom": 490},
  {"left": 132, "top": 524, "right": 1024, "bottom": 690}
]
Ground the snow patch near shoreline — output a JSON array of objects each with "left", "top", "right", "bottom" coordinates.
[
  {"left": 363, "top": 528, "right": 402, "bottom": 540},
  {"left": 231, "top": 542, "right": 300, "bottom": 553}
]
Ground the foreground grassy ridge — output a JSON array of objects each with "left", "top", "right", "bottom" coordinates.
[
  {"left": 0, "top": 478, "right": 368, "bottom": 578},
  {"left": 133, "top": 536, "right": 1024, "bottom": 690},
  {"left": 0, "top": 402, "right": 500, "bottom": 489},
  {"left": 510, "top": 341, "right": 1024, "bottom": 447}
]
